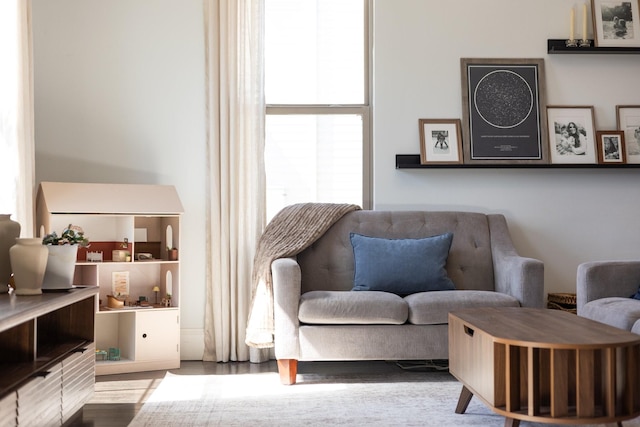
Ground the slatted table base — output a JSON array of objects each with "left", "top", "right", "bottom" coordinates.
[{"left": 449, "top": 308, "right": 640, "bottom": 426}]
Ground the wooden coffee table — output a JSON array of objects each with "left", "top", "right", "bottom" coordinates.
[{"left": 448, "top": 307, "right": 640, "bottom": 427}]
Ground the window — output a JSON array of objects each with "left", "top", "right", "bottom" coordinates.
[{"left": 265, "top": 0, "right": 370, "bottom": 220}]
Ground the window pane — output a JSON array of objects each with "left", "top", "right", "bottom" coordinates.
[
  {"left": 265, "top": 0, "right": 365, "bottom": 104},
  {"left": 265, "top": 114, "right": 363, "bottom": 220}
]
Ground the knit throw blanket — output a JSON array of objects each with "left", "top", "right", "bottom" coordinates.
[{"left": 245, "top": 203, "right": 361, "bottom": 348}]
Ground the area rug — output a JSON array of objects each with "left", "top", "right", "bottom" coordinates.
[{"left": 129, "top": 369, "right": 640, "bottom": 427}]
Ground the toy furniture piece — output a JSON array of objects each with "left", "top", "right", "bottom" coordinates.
[
  {"left": 576, "top": 260, "right": 640, "bottom": 335},
  {"left": 272, "top": 210, "right": 544, "bottom": 384}
]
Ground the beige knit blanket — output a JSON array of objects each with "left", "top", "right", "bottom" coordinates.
[{"left": 245, "top": 203, "right": 361, "bottom": 348}]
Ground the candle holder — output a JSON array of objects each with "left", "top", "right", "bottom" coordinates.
[
  {"left": 579, "top": 39, "right": 592, "bottom": 48},
  {"left": 565, "top": 39, "right": 578, "bottom": 48}
]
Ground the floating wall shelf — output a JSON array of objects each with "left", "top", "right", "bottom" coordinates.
[
  {"left": 547, "top": 39, "right": 640, "bottom": 54},
  {"left": 396, "top": 154, "right": 640, "bottom": 169}
]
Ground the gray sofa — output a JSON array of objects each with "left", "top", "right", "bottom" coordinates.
[
  {"left": 577, "top": 260, "right": 640, "bottom": 334},
  {"left": 272, "top": 210, "right": 544, "bottom": 384}
]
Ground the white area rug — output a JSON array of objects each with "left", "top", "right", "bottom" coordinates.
[{"left": 129, "top": 370, "right": 640, "bottom": 427}]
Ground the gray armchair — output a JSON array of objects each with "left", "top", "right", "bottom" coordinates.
[{"left": 576, "top": 260, "right": 640, "bottom": 334}]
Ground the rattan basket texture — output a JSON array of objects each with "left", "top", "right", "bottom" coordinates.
[{"left": 547, "top": 292, "right": 577, "bottom": 314}]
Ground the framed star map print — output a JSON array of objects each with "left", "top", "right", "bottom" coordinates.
[{"left": 460, "top": 58, "right": 549, "bottom": 165}]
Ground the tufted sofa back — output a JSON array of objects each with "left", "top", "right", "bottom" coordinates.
[{"left": 297, "top": 211, "right": 496, "bottom": 294}]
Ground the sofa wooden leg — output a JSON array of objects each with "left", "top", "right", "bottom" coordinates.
[{"left": 277, "top": 359, "right": 298, "bottom": 385}]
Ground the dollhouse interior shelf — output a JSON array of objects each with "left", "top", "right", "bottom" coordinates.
[
  {"left": 547, "top": 39, "right": 640, "bottom": 54},
  {"left": 396, "top": 154, "right": 640, "bottom": 169}
]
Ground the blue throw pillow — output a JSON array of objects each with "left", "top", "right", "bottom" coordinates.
[
  {"left": 350, "top": 232, "right": 455, "bottom": 296},
  {"left": 631, "top": 286, "right": 640, "bottom": 300}
]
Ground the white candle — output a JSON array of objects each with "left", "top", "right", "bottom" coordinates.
[
  {"left": 570, "top": 7, "right": 575, "bottom": 40},
  {"left": 582, "top": 4, "right": 587, "bottom": 40}
]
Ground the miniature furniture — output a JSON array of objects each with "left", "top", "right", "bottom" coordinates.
[{"left": 272, "top": 210, "right": 544, "bottom": 384}]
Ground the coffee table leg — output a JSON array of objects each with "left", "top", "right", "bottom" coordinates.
[
  {"left": 455, "top": 386, "right": 474, "bottom": 414},
  {"left": 504, "top": 418, "right": 520, "bottom": 427}
]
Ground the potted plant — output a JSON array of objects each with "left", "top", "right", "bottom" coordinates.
[
  {"left": 42, "top": 224, "right": 90, "bottom": 246},
  {"left": 42, "top": 224, "right": 90, "bottom": 290}
]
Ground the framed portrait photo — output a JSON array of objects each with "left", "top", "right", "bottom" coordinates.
[
  {"left": 547, "top": 106, "right": 597, "bottom": 164},
  {"left": 460, "top": 58, "right": 548, "bottom": 165},
  {"left": 616, "top": 105, "right": 640, "bottom": 163},
  {"left": 596, "top": 130, "right": 626, "bottom": 164},
  {"left": 419, "top": 119, "right": 463, "bottom": 165},
  {"left": 591, "top": 0, "right": 640, "bottom": 47}
]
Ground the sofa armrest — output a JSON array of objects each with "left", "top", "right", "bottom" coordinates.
[
  {"left": 576, "top": 260, "right": 640, "bottom": 313},
  {"left": 272, "top": 257, "right": 302, "bottom": 360},
  {"left": 488, "top": 214, "right": 544, "bottom": 308}
]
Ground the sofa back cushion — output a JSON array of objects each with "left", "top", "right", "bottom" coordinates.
[{"left": 297, "top": 211, "right": 495, "bottom": 293}]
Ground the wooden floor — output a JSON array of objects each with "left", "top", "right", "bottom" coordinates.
[
  {"left": 67, "top": 360, "right": 279, "bottom": 427},
  {"left": 66, "top": 360, "right": 419, "bottom": 427}
]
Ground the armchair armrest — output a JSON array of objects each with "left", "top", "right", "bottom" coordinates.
[
  {"left": 488, "top": 214, "right": 544, "bottom": 308},
  {"left": 272, "top": 257, "right": 302, "bottom": 359},
  {"left": 576, "top": 260, "right": 640, "bottom": 313}
]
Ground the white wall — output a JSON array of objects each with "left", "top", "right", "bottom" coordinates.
[
  {"left": 31, "top": 0, "right": 640, "bottom": 360},
  {"left": 374, "top": 0, "right": 640, "bottom": 296},
  {"left": 32, "top": 0, "right": 206, "bottom": 359}
]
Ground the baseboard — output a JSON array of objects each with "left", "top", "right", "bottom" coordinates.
[{"left": 180, "top": 328, "right": 204, "bottom": 360}]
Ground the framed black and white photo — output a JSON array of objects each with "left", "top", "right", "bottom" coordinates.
[
  {"left": 547, "top": 106, "right": 597, "bottom": 164},
  {"left": 596, "top": 130, "right": 626, "bottom": 164},
  {"left": 591, "top": 0, "right": 640, "bottom": 47},
  {"left": 419, "top": 119, "right": 463, "bottom": 165},
  {"left": 460, "top": 58, "right": 548, "bottom": 165},
  {"left": 616, "top": 105, "right": 640, "bottom": 163}
]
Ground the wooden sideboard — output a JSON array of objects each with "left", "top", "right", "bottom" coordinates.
[{"left": 0, "top": 286, "right": 98, "bottom": 425}]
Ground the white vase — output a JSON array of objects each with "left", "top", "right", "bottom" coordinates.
[
  {"left": 0, "top": 214, "right": 21, "bottom": 293},
  {"left": 9, "top": 238, "right": 48, "bottom": 295},
  {"left": 42, "top": 245, "right": 78, "bottom": 290}
]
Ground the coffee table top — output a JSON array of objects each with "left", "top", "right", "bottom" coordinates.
[{"left": 449, "top": 307, "right": 640, "bottom": 349}]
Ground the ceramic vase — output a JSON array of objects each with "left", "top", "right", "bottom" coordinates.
[
  {"left": 42, "top": 245, "right": 78, "bottom": 290},
  {"left": 10, "top": 238, "right": 48, "bottom": 295},
  {"left": 0, "top": 214, "right": 21, "bottom": 293}
]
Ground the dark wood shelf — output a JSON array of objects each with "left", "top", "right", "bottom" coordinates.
[
  {"left": 396, "top": 154, "right": 640, "bottom": 169},
  {"left": 0, "top": 340, "right": 90, "bottom": 396},
  {"left": 547, "top": 39, "right": 640, "bottom": 54}
]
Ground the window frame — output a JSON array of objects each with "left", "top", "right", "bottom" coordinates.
[{"left": 265, "top": 0, "right": 372, "bottom": 210}]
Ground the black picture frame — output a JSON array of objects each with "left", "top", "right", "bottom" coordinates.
[{"left": 460, "top": 58, "right": 549, "bottom": 164}]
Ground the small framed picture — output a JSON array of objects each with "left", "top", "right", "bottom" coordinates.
[
  {"left": 596, "top": 131, "right": 626, "bottom": 164},
  {"left": 616, "top": 105, "right": 640, "bottom": 163},
  {"left": 112, "top": 271, "right": 130, "bottom": 297},
  {"left": 547, "top": 106, "right": 597, "bottom": 164},
  {"left": 419, "top": 119, "right": 463, "bottom": 165},
  {"left": 591, "top": 0, "right": 640, "bottom": 47}
]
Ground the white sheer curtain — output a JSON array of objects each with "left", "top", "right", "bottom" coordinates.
[
  {"left": 0, "top": 0, "right": 35, "bottom": 235},
  {"left": 203, "top": 0, "right": 266, "bottom": 362}
]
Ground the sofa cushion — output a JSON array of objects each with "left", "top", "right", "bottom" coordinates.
[
  {"left": 404, "top": 290, "right": 520, "bottom": 325},
  {"left": 299, "top": 290, "right": 408, "bottom": 325},
  {"left": 581, "top": 297, "right": 640, "bottom": 331},
  {"left": 350, "top": 232, "right": 454, "bottom": 296}
]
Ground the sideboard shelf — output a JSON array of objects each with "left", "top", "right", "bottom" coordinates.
[
  {"left": 0, "top": 286, "right": 98, "bottom": 425},
  {"left": 396, "top": 154, "right": 640, "bottom": 169},
  {"left": 547, "top": 39, "right": 640, "bottom": 54}
]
